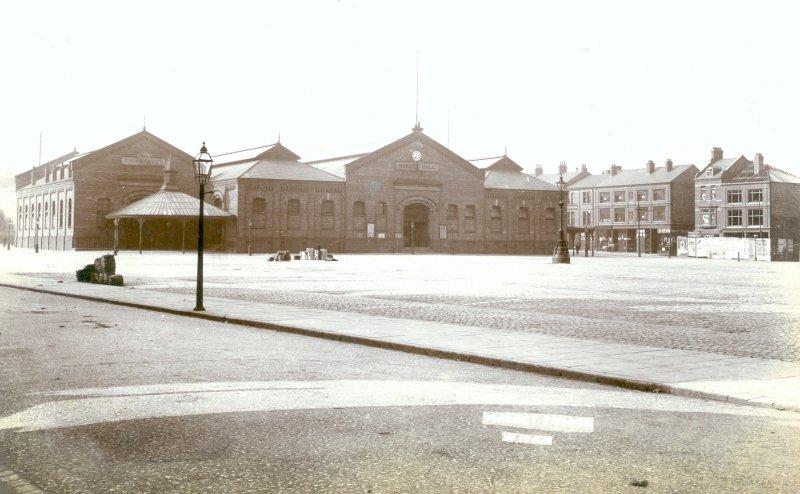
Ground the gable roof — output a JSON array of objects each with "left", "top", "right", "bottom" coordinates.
[
  {"left": 303, "top": 153, "right": 368, "bottom": 179},
  {"left": 571, "top": 164, "right": 697, "bottom": 188},
  {"left": 538, "top": 171, "right": 586, "bottom": 186},
  {"left": 71, "top": 129, "right": 193, "bottom": 166},
  {"left": 484, "top": 170, "right": 559, "bottom": 191},
  {"left": 213, "top": 142, "right": 300, "bottom": 165},
  {"left": 345, "top": 129, "right": 485, "bottom": 180},
  {"left": 695, "top": 156, "right": 745, "bottom": 178},
  {"left": 726, "top": 163, "right": 800, "bottom": 184},
  {"left": 15, "top": 150, "right": 80, "bottom": 190}
]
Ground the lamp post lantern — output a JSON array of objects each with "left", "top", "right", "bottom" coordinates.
[
  {"left": 193, "top": 142, "right": 213, "bottom": 311},
  {"left": 552, "top": 174, "right": 570, "bottom": 264}
]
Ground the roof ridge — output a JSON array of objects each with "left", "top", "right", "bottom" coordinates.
[
  {"left": 213, "top": 142, "right": 278, "bottom": 158},
  {"left": 303, "top": 153, "right": 369, "bottom": 164}
]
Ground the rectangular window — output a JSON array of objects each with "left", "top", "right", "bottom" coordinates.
[
  {"left": 581, "top": 191, "right": 591, "bottom": 204},
  {"left": 727, "top": 209, "right": 742, "bottom": 227},
  {"left": 518, "top": 207, "right": 530, "bottom": 234},
  {"left": 67, "top": 199, "right": 72, "bottom": 228},
  {"left": 636, "top": 189, "right": 648, "bottom": 201},
  {"left": 747, "top": 189, "right": 763, "bottom": 203},
  {"left": 700, "top": 208, "right": 716, "bottom": 227},
  {"left": 727, "top": 190, "right": 742, "bottom": 204},
  {"left": 446, "top": 204, "right": 458, "bottom": 233},
  {"left": 567, "top": 211, "right": 575, "bottom": 226},
  {"left": 614, "top": 191, "right": 625, "bottom": 203},
  {"left": 599, "top": 208, "right": 611, "bottom": 222},
  {"left": 748, "top": 209, "right": 763, "bottom": 226},
  {"left": 637, "top": 207, "right": 648, "bottom": 221},
  {"left": 465, "top": 205, "right": 476, "bottom": 233},
  {"left": 653, "top": 206, "right": 666, "bottom": 222},
  {"left": 598, "top": 192, "right": 610, "bottom": 203},
  {"left": 700, "top": 186, "right": 707, "bottom": 201},
  {"left": 628, "top": 190, "right": 634, "bottom": 202},
  {"left": 706, "top": 168, "right": 713, "bottom": 176},
  {"left": 490, "top": 205, "right": 502, "bottom": 233},
  {"left": 545, "top": 207, "right": 556, "bottom": 220},
  {"left": 710, "top": 187, "right": 717, "bottom": 200},
  {"left": 653, "top": 188, "right": 665, "bottom": 201},
  {"left": 582, "top": 211, "right": 592, "bottom": 225},
  {"left": 376, "top": 201, "right": 388, "bottom": 232},
  {"left": 614, "top": 208, "right": 626, "bottom": 222}
]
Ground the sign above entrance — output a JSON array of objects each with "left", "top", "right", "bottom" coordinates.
[
  {"left": 122, "top": 156, "right": 167, "bottom": 166},
  {"left": 395, "top": 162, "right": 439, "bottom": 172}
]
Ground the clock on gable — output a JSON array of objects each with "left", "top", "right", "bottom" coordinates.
[{"left": 411, "top": 150, "right": 422, "bottom": 162}]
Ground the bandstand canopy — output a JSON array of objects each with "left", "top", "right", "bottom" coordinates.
[{"left": 106, "top": 189, "right": 234, "bottom": 220}]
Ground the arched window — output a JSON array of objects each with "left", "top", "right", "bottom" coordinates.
[
  {"left": 67, "top": 198, "right": 73, "bottom": 227},
  {"left": 44, "top": 202, "right": 49, "bottom": 228},
  {"left": 518, "top": 206, "right": 530, "bottom": 234},
  {"left": 59, "top": 200, "right": 64, "bottom": 228},
  {"left": 287, "top": 199, "right": 300, "bottom": 230},
  {"left": 251, "top": 197, "right": 266, "bottom": 228},
  {"left": 24, "top": 205, "right": 28, "bottom": 230},
  {"left": 490, "top": 205, "right": 502, "bottom": 233},
  {"left": 59, "top": 167, "right": 64, "bottom": 180},
  {"left": 353, "top": 201, "right": 366, "bottom": 234},
  {"left": 321, "top": 200, "right": 334, "bottom": 230},
  {"left": 51, "top": 200, "right": 56, "bottom": 228},
  {"left": 447, "top": 204, "right": 458, "bottom": 233}
]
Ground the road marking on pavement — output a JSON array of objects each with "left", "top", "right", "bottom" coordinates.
[
  {"left": 482, "top": 411, "right": 594, "bottom": 433},
  {"left": 0, "top": 380, "right": 796, "bottom": 432},
  {"left": 500, "top": 431, "right": 553, "bottom": 446}
]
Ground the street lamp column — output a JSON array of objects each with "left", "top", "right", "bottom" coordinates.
[
  {"left": 194, "top": 142, "right": 213, "bottom": 312},
  {"left": 552, "top": 174, "right": 570, "bottom": 264},
  {"left": 636, "top": 196, "right": 641, "bottom": 257}
]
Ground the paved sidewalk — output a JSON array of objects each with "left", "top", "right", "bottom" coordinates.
[{"left": 2, "top": 273, "right": 799, "bottom": 412}]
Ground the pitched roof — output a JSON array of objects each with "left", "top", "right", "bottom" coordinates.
[
  {"left": 484, "top": 170, "right": 559, "bottom": 191},
  {"left": 239, "top": 160, "right": 344, "bottom": 182},
  {"left": 15, "top": 150, "right": 80, "bottom": 190},
  {"left": 346, "top": 129, "right": 485, "bottom": 180},
  {"left": 571, "top": 164, "right": 696, "bottom": 188},
  {"left": 303, "top": 153, "right": 368, "bottom": 179},
  {"left": 213, "top": 142, "right": 300, "bottom": 165},
  {"left": 538, "top": 171, "right": 584, "bottom": 185},
  {"left": 106, "top": 190, "right": 234, "bottom": 219},
  {"left": 727, "top": 164, "right": 800, "bottom": 184}
]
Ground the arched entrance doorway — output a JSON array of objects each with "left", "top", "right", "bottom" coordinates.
[{"left": 403, "top": 203, "right": 430, "bottom": 247}]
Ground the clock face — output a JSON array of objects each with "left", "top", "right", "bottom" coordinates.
[{"left": 411, "top": 150, "right": 422, "bottom": 162}]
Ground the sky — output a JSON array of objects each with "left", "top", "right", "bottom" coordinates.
[{"left": 2, "top": 0, "right": 799, "bottom": 177}]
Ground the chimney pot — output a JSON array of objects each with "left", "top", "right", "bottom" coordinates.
[
  {"left": 754, "top": 153, "right": 764, "bottom": 174},
  {"left": 711, "top": 147, "right": 723, "bottom": 164},
  {"left": 665, "top": 159, "right": 674, "bottom": 172},
  {"left": 581, "top": 164, "right": 588, "bottom": 172},
  {"left": 558, "top": 161, "right": 567, "bottom": 174},
  {"left": 610, "top": 164, "right": 621, "bottom": 176},
  {"left": 535, "top": 164, "right": 543, "bottom": 176},
  {"left": 646, "top": 160, "right": 655, "bottom": 174}
]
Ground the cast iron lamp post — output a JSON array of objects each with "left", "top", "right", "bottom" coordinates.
[
  {"left": 194, "top": 142, "right": 213, "bottom": 311},
  {"left": 636, "top": 196, "right": 642, "bottom": 257},
  {"left": 552, "top": 174, "right": 570, "bottom": 263}
]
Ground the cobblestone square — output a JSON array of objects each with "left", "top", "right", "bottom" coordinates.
[{"left": 4, "top": 250, "right": 799, "bottom": 362}]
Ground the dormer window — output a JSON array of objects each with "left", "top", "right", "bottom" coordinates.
[{"left": 706, "top": 168, "right": 714, "bottom": 177}]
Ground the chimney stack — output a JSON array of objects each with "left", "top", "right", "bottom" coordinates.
[
  {"left": 558, "top": 161, "right": 567, "bottom": 174},
  {"left": 534, "top": 164, "right": 543, "bottom": 176},
  {"left": 665, "top": 159, "right": 673, "bottom": 172},
  {"left": 581, "top": 164, "right": 588, "bottom": 173},
  {"left": 646, "top": 160, "right": 655, "bottom": 174},
  {"left": 753, "top": 153, "right": 764, "bottom": 175},
  {"left": 610, "top": 164, "right": 621, "bottom": 176},
  {"left": 711, "top": 147, "right": 723, "bottom": 164}
]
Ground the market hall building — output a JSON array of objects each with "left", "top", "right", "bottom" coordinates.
[{"left": 15, "top": 125, "right": 562, "bottom": 254}]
